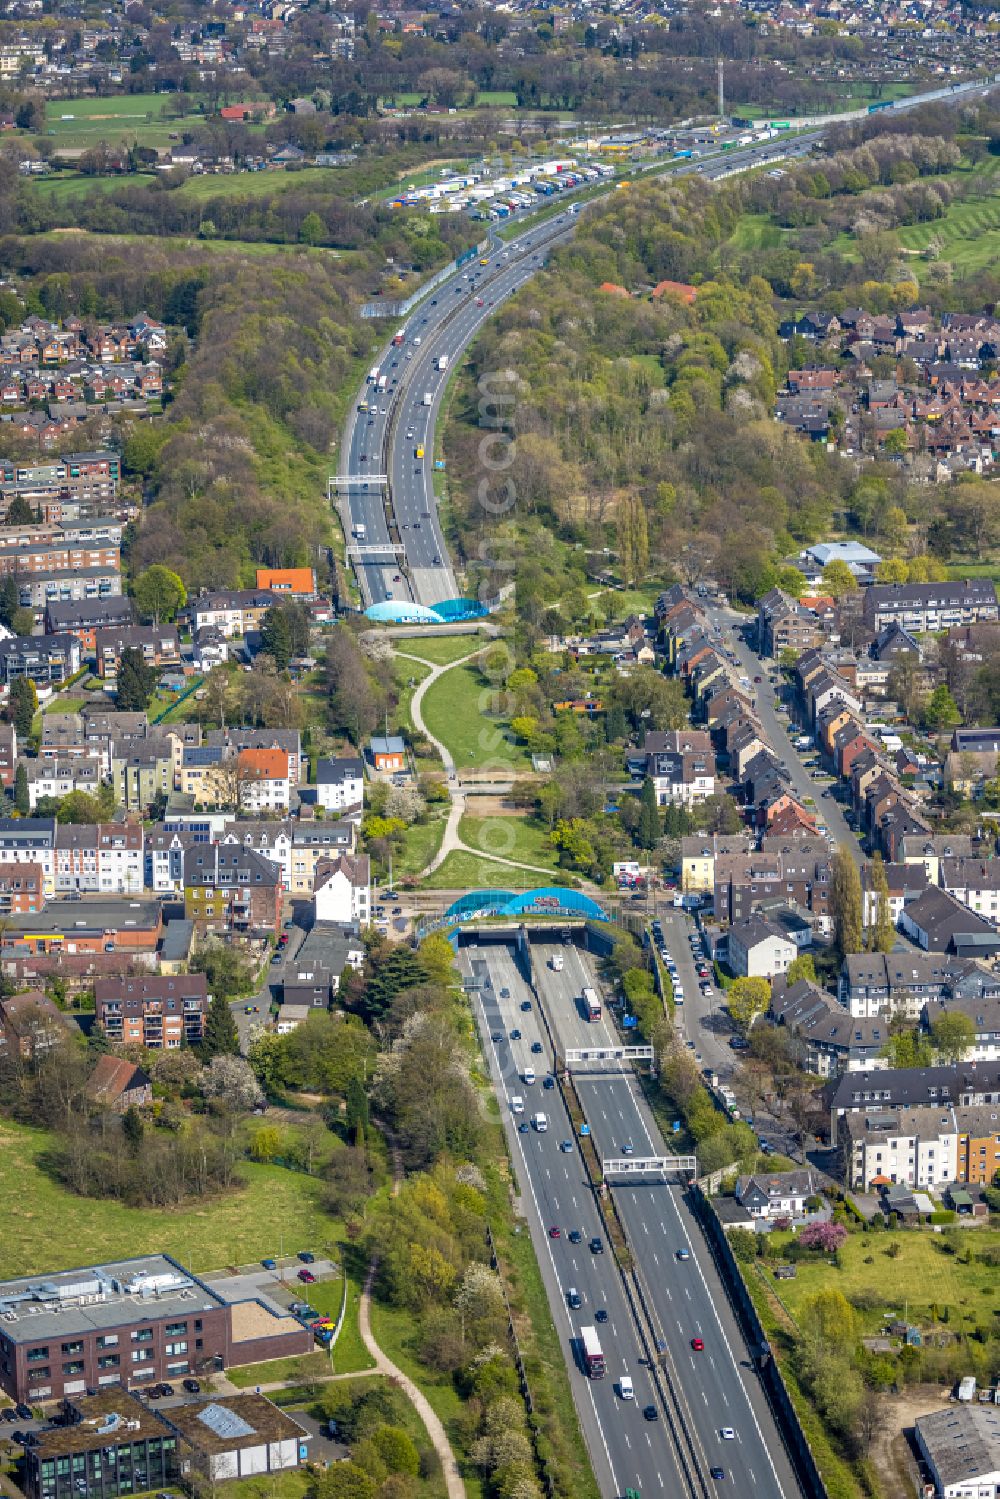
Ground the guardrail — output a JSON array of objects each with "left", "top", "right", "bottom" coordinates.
[
  {"left": 691, "top": 1185, "right": 829, "bottom": 1499},
  {"left": 529, "top": 965, "right": 709, "bottom": 1499}
]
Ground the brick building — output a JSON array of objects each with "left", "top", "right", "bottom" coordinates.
[{"left": 94, "top": 975, "right": 209, "bottom": 1049}]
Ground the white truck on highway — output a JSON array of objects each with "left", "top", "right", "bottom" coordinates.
[
  {"left": 437, "top": 354, "right": 449, "bottom": 371},
  {"left": 353, "top": 522, "right": 366, "bottom": 540},
  {"left": 532, "top": 1112, "right": 548, "bottom": 1132},
  {"left": 550, "top": 952, "right": 564, "bottom": 971},
  {"left": 422, "top": 392, "right": 433, "bottom": 406}
]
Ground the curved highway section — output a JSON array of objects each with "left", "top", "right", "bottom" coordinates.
[{"left": 336, "top": 72, "right": 1000, "bottom": 614}]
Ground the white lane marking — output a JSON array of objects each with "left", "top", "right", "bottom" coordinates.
[
  {"left": 662, "top": 1186, "right": 786, "bottom": 1497},
  {"left": 478, "top": 989, "right": 622, "bottom": 1493}
]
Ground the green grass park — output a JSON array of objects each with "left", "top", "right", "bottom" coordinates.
[{"left": 420, "top": 661, "right": 534, "bottom": 774}]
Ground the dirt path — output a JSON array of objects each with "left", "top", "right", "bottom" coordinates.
[
  {"left": 399, "top": 647, "right": 558, "bottom": 881},
  {"left": 359, "top": 1131, "right": 466, "bottom": 1499}
]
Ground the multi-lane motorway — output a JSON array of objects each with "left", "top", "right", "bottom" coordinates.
[
  {"left": 460, "top": 939, "right": 691, "bottom": 1499},
  {"left": 339, "top": 212, "right": 579, "bottom": 609},
  {"left": 337, "top": 133, "right": 844, "bottom": 614},
  {"left": 338, "top": 71, "right": 1000, "bottom": 613},
  {"left": 534, "top": 939, "right": 799, "bottom": 1498},
  {"left": 461, "top": 935, "right": 802, "bottom": 1499}
]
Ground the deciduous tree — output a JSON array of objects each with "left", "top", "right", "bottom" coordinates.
[
  {"left": 831, "top": 846, "right": 863, "bottom": 959},
  {"left": 728, "top": 976, "right": 771, "bottom": 1034},
  {"left": 133, "top": 564, "right": 187, "bottom": 624}
]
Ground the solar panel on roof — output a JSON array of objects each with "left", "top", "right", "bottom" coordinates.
[{"left": 197, "top": 1404, "right": 256, "bottom": 1441}]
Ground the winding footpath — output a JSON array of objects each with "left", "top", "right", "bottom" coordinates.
[
  {"left": 399, "top": 645, "right": 562, "bottom": 881},
  {"left": 360, "top": 1136, "right": 466, "bottom": 1499}
]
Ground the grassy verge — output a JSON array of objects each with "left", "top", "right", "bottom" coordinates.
[
  {"left": 0, "top": 1118, "right": 336, "bottom": 1276},
  {"left": 418, "top": 849, "right": 579, "bottom": 891},
  {"left": 219, "top": 1471, "right": 311, "bottom": 1499},
  {"left": 742, "top": 1263, "right": 865, "bottom": 1499},
  {"left": 396, "top": 632, "right": 489, "bottom": 666},
  {"left": 458, "top": 811, "right": 559, "bottom": 871},
  {"left": 421, "top": 660, "right": 534, "bottom": 773},
  {"left": 392, "top": 652, "right": 433, "bottom": 735},
  {"left": 369, "top": 1299, "right": 486, "bottom": 1499},
  {"left": 396, "top": 813, "right": 448, "bottom": 876},
  {"left": 227, "top": 1351, "right": 333, "bottom": 1389}
]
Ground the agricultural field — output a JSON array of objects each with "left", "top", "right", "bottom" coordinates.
[{"left": 45, "top": 93, "right": 208, "bottom": 151}]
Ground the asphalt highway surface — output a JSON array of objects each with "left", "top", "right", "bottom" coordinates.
[
  {"left": 459, "top": 939, "right": 695, "bottom": 1499},
  {"left": 338, "top": 71, "right": 1000, "bottom": 612},
  {"left": 532, "top": 939, "right": 801, "bottom": 1499}
]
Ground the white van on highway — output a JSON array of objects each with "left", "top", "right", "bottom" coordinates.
[
  {"left": 511, "top": 1095, "right": 524, "bottom": 1115},
  {"left": 522, "top": 1067, "right": 536, "bottom": 1086},
  {"left": 619, "top": 1376, "right": 634, "bottom": 1401}
]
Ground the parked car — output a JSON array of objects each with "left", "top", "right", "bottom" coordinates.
[
  {"left": 182, "top": 1379, "right": 200, "bottom": 1394},
  {"left": 298, "top": 1269, "right": 316, "bottom": 1284}
]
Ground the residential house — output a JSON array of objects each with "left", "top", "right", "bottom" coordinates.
[
  {"left": 940, "top": 859, "right": 1000, "bottom": 925},
  {"left": 727, "top": 917, "right": 796, "bottom": 980},
  {"left": 0, "top": 723, "right": 16, "bottom": 787},
  {"left": 0, "top": 990, "right": 69, "bottom": 1059},
  {"left": 255, "top": 567, "right": 316, "bottom": 595},
  {"left": 206, "top": 729, "right": 304, "bottom": 785},
  {"left": 315, "top": 756, "right": 364, "bottom": 813},
  {"left": 15, "top": 566, "right": 122, "bottom": 615},
  {"left": 840, "top": 1104, "right": 959, "bottom": 1190},
  {"left": 0, "top": 818, "right": 56, "bottom": 895},
  {"left": 184, "top": 845, "right": 282, "bottom": 935},
  {"left": 94, "top": 975, "right": 208, "bottom": 1049},
  {"left": 824, "top": 1061, "right": 1000, "bottom": 1142},
  {"left": 924, "top": 995, "right": 1000, "bottom": 1064},
  {"left": 94, "top": 625, "right": 180, "bottom": 678},
  {"left": 840, "top": 951, "right": 1000, "bottom": 1019},
  {"left": 863, "top": 578, "right": 999, "bottom": 634},
  {"left": 771, "top": 976, "right": 887, "bottom": 1076},
  {"left": 24, "top": 757, "right": 102, "bottom": 810},
  {"left": 237, "top": 749, "right": 292, "bottom": 814},
  {"left": 952, "top": 1102, "right": 1000, "bottom": 1188},
  {"left": 45, "top": 595, "right": 134, "bottom": 652},
  {"left": 0, "top": 863, "right": 43, "bottom": 915},
  {"left": 642, "top": 729, "right": 715, "bottom": 806},
  {"left": 734, "top": 1169, "right": 819, "bottom": 1219},
  {"left": 312, "top": 854, "right": 370, "bottom": 926},
  {"left": 0, "top": 633, "right": 80, "bottom": 685},
  {"left": 757, "top": 587, "right": 826, "bottom": 658},
  {"left": 861, "top": 860, "right": 931, "bottom": 928},
  {"left": 111, "top": 737, "right": 174, "bottom": 814},
  {"left": 87, "top": 1054, "right": 152, "bottom": 1112},
  {"left": 189, "top": 589, "right": 275, "bottom": 638},
  {"left": 680, "top": 834, "right": 750, "bottom": 895}
]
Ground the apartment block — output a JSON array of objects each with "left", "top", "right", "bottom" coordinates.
[{"left": 94, "top": 975, "right": 209, "bottom": 1049}]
